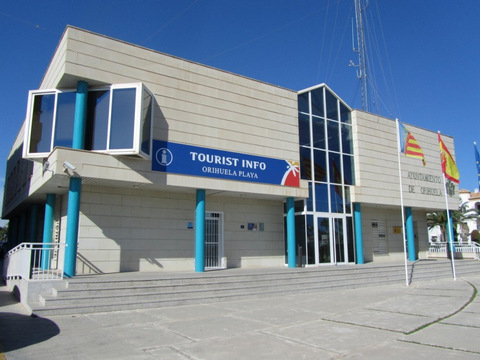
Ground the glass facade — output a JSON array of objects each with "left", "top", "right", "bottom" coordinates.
[
  {"left": 25, "top": 83, "right": 153, "bottom": 159},
  {"left": 289, "top": 85, "right": 356, "bottom": 266}
]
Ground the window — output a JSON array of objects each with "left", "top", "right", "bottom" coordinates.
[
  {"left": 311, "top": 88, "right": 324, "bottom": 118},
  {"left": 24, "top": 83, "right": 154, "bottom": 159},
  {"left": 325, "top": 89, "right": 338, "bottom": 120},
  {"left": 313, "top": 149, "right": 326, "bottom": 182},
  {"left": 298, "top": 92, "right": 309, "bottom": 114},
  {"left": 300, "top": 147, "right": 312, "bottom": 180},
  {"left": 296, "top": 84, "right": 355, "bottom": 215},
  {"left": 327, "top": 120, "right": 340, "bottom": 152},
  {"left": 110, "top": 87, "right": 136, "bottom": 150},
  {"left": 298, "top": 113, "right": 311, "bottom": 146},
  {"left": 86, "top": 90, "right": 109, "bottom": 151},
  {"left": 29, "top": 93, "right": 55, "bottom": 153},
  {"left": 315, "top": 183, "right": 329, "bottom": 212},
  {"left": 341, "top": 123, "right": 353, "bottom": 154},
  {"left": 312, "top": 116, "right": 326, "bottom": 149}
]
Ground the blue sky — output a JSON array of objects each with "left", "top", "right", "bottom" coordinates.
[{"left": 1, "top": 0, "right": 480, "bottom": 224}]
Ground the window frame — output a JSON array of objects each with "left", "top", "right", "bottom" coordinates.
[{"left": 23, "top": 82, "right": 154, "bottom": 160}]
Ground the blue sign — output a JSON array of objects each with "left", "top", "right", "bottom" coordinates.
[{"left": 152, "top": 140, "right": 300, "bottom": 187}]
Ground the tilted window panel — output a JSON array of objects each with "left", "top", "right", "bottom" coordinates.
[{"left": 23, "top": 83, "right": 153, "bottom": 160}]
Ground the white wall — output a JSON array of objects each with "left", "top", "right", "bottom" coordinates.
[
  {"left": 352, "top": 111, "right": 458, "bottom": 211},
  {"left": 74, "top": 185, "right": 285, "bottom": 274},
  {"left": 360, "top": 205, "right": 429, "bottom": 263}
]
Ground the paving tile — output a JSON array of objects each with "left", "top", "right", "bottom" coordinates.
[
  {"left": 158, "top": 314, "right": 267, "bottom": 341},
  {"left": 342, "top": 339, "right": 480, "bottom": 359},
  {"left": 322, "top": 308, "right": 435, "bottom": 334},
  {"left": 441, "top": 311, "right": 480, "bottom": 328},
  {"left": 402, "top": 322, "right": 480, "bottom": 354},
  {"left": 174, "top": 331, "right": 335, "bottom": 360},
  {"left": 264, "top": 318, "right": 398, "bottom": 355},
  {"left": 366, "top": 294, "right": 468, "bottom": 318},
  {"left": 111, "top": 322, "right": 194, "bottom": 348},
  {"left": 143, "top": 302, "right": 235, "bottom": 322},
  {"left": 230, "top": 305, "right": 322, "bottom": 327}
]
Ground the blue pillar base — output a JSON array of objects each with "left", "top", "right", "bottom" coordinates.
[
  {"left": 195, "top": 189, "right": 206, "bottom": 272},
  {"left": 64, "top": 178, "right": 82, "bottom": 278},
  {"left": 354, "top": 203, "right": 364, "bottom": 264},
  {"left": 286, "top": 197, "right": 296, "bottom": 268},
  {"left": 405, "top": 207, "right": 416, "bottom": 261},
  {"left": 41, "top": 194, "right": 56, "bottom": 270}
]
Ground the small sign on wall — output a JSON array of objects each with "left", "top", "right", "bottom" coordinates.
[
  {"left": 242, "top": 223, "right": 264, "bottom": 231},
  {"left": 393, "top": 226, "right": 402, "bottom": 234}
]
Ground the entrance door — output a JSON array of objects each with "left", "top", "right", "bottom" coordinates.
[
  {"left": 314, "top": 215, "right": 350, "bottom": 264},
  {"left": 205, "top": 212, "right": 224, "bottom": 269}
]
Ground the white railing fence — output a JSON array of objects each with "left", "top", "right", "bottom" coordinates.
[
  {"left": 428, "top": 241, "right": 480, "bottom": 260},
  {"left": 3, "top": 242, "right": 65, "bottom": 281}
]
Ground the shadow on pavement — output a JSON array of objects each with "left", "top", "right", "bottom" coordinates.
[
  {"left": 0, "top": 312, "right": 60, "bottom": 352},
  {"left": 0, "top": 289, "right": 60, "bottom": 353}
]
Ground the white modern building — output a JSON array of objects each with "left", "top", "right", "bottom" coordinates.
[{"left": 2, "top": 27, "right": 460, "bottom": 277}]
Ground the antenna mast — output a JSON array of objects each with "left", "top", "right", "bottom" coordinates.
[{"left": 350, "top": 0, "right": 369, "bottom": 111}]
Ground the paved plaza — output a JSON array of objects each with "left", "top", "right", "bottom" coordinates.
[{"left": 1, "top": 275, "right": 480, "bottom": 359}]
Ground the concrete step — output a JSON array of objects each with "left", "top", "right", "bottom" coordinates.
[
  {"left": 55, "top": 266, "right": 406, "bottom": 295},
  {"left": 41, "top": 273, "right": 403, "bottom": 305},
  {"left": 31, "top": 259, "right": 480, "bottom": 316},
  {"left": 62, "top": 265, "right": 404, "bottom": 289}
]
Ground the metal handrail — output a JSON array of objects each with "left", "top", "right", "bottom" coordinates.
[{"left": 3, "top": 242, "right": 65, "bottom": 281}]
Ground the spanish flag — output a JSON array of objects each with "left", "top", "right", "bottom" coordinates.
[{"left": 438, "top": 133, "right": 460, "bottom": 183}]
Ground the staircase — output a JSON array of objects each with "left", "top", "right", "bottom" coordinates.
[{"left": 29, "top": 259, "right": 480, "bottom": 316}]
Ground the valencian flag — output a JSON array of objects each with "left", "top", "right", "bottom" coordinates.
[
  {"left": 475, "top": 142, "right": 480, "bottom": 188},
  {"left": 399, "top": 122, "right": 426, "bottom": 166},
  {"left": 438, "top": 133, "right": 460, "bottom": 183}
]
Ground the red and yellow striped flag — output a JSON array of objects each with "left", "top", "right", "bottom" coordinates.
[{"left": 399, "top": 122, "right": 426, "bottom": 166}]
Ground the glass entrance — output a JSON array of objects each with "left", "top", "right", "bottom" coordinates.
[{"left": 314, "top": 216, "right": 349, "bottom": 265}]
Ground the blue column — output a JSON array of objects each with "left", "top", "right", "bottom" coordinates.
[
  {"left": 72, "top": 80, "right": 88, "bottom": 149},
  {"left": 354, "top": 203, "right": 364, "bottom": 264},
  {"left": 41, "top": 194, "right": 56, "bottom": 270},
  {"left": 286, "top": 197, "right": 296, "bottom": 268},
  {"left": 28, "top": 204, "right": 39, "bottom": 243},
  {"left": 64, "top": 178, "right": 82, "bottom": 277},
  {"left": 195, "top": 189, "right": 206, "bottom": 272},
  {"left": 64, "top": 80, "right": 88, "bottom": 277},
  {"left": 405, "top": 207, "right": 416, "bottom": 261}
]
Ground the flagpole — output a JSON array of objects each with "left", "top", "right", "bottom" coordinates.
[
  {"left": 475, "top": 141, "right": 480, "bottom": 190},
  {"left": 396, "top": 119, "right": 410, "bottom": 287},
  {"left": 441, "top": 173, "right": 457, "bottom": 280},
  {"left": 439, "top": 131, "right": 457, "bottom": 281}
]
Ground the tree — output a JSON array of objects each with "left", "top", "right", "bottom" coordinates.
[
  {"left": 427, "top": 211, "right": 449, "bottom": 242},
  {"left": 427, "top": 201, "right": 479, "bottom": 243},
  {"left": 456, "top": 200, "right": 480, "bottom": 242}
]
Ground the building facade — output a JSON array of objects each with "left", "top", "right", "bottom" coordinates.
[{"left": 2, "top": 27, "right": 459, "bottom": 276}]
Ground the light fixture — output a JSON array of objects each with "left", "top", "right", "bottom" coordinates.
[
  {"left": 63, "top": 161, "right": 76, "bottom": 171},
  {"left": 43, "top": 160, "right": 51, "bottom": 174}
]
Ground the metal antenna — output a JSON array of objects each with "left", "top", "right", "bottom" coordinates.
[{"left": 350, "top": 0, "right": 369, "bottom": 112}]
